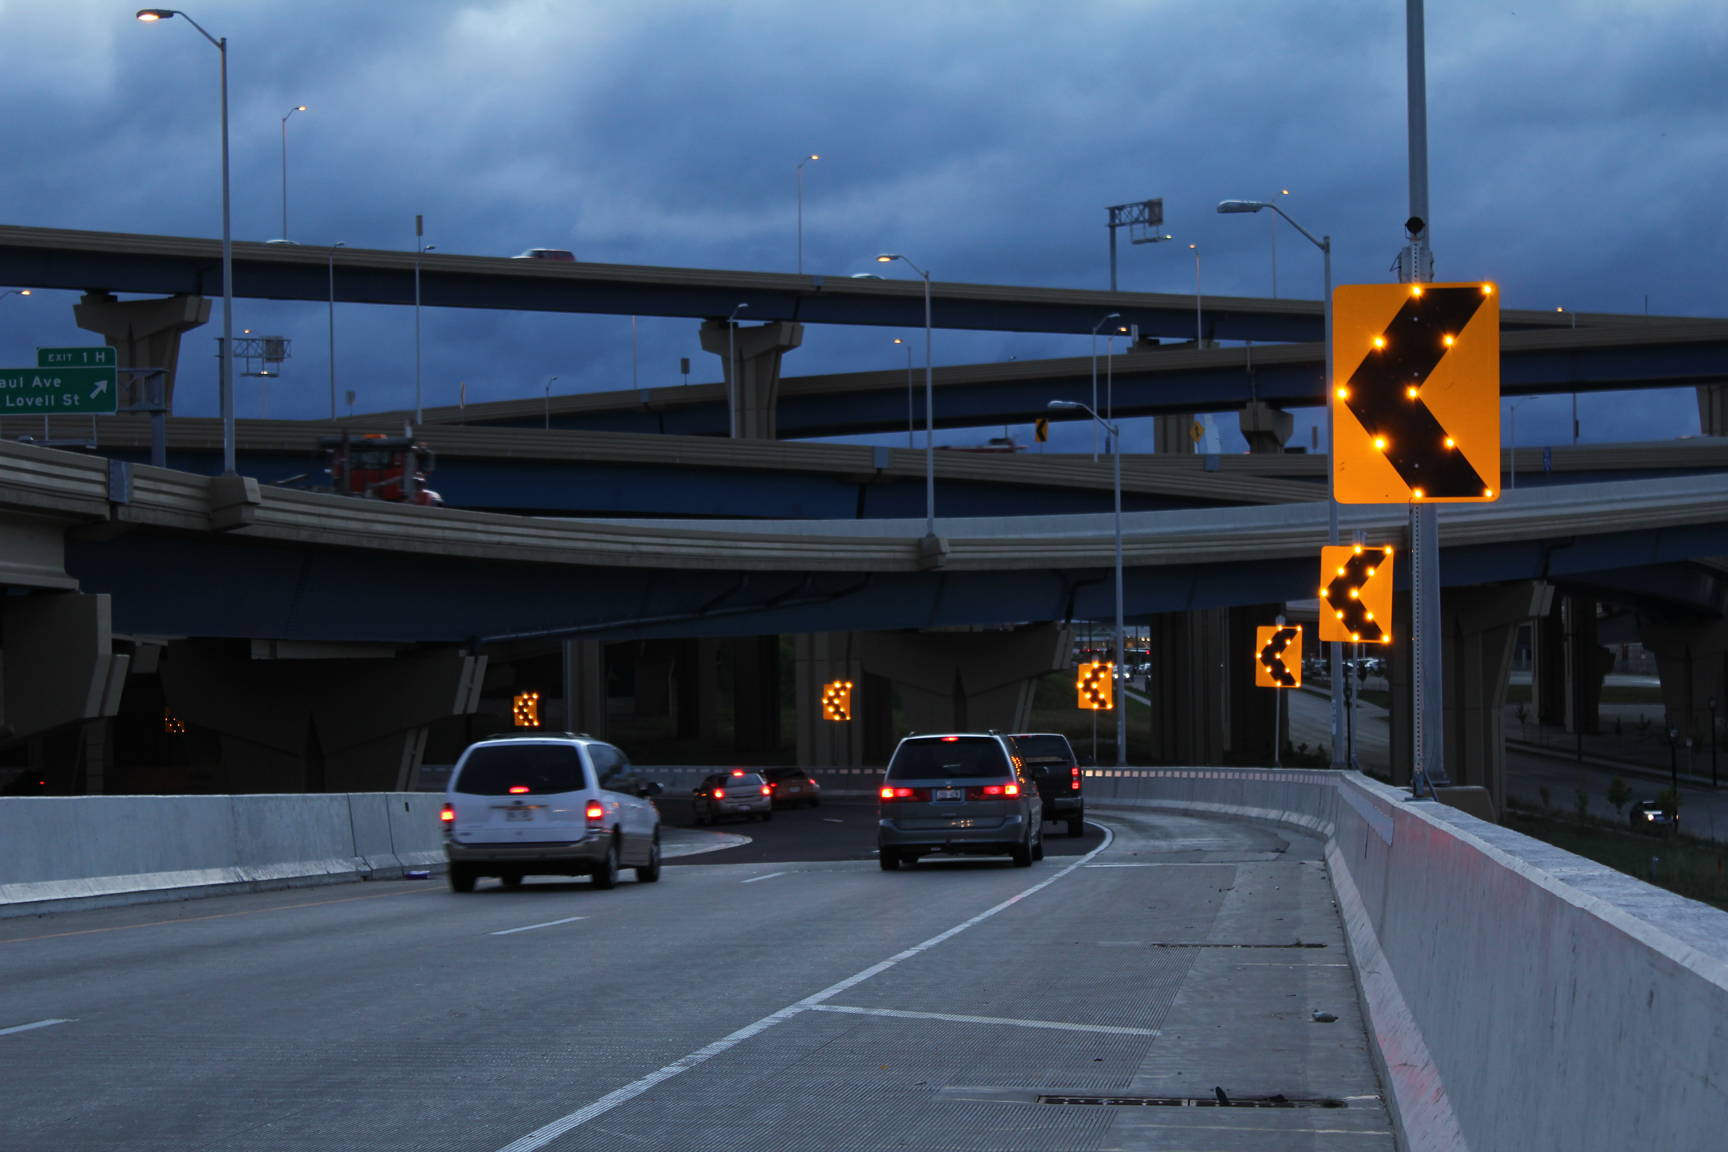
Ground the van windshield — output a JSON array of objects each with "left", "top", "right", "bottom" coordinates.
[
  {"left": 886, "top": 738, "right": 1010, "bottom": 780},
  {"left": 454, "top": 744, "right": 590, "bottom": 795}
]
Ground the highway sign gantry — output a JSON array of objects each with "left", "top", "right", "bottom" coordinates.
[
  {"left": 1332, "top": 282, "right": 1499, "bottom": 504},
  {"left": 1318, "top": 544, "right": 1396, "bottom": 644},
  {"left": 1254, "top": 625, "right": 1302, "bottom": 688}
]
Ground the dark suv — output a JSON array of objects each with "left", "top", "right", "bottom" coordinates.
[
  {"left": 876, "top": 733, "right": 1043, "bottom": 870},
  {"left": 1012, "top": 732, "right": 1085, "bottom": 836}
]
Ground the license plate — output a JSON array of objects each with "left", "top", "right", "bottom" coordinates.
[
  {"left": 935, "top": 788, "right": 962, "bottom": 802},
  {"left": 504, "top": 808, "right": 533, "bottom": 822}
]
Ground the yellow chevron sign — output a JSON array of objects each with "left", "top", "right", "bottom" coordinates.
[{"left": 1318, "top": 544, "right": 1396, "bottom": 644}]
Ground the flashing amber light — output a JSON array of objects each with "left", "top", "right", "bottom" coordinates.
[
  {"left": 1444, "top": 437, "right": 1456, "bottom": 449},
  {"left": 1374, "top": 436, "right": 1388, "bottom": 451},
  {"left": 1483, "top": 487, "right": 1496, "bottom": 498},
  {"left": 1442, "top": 334, "right": 1456, "bottom": 347},
  {"left": 1482, "top": 284, "right": 1496, "bottom": 295},
  {"left": 1335, "top": 386, "right": 1350, "bottom": 400},
  {"left": 1405, "top": 385, "right": 1419, "bottom": 399},
  {"left": 1372, "top": 335, "right": 1386, "bottom": 349},
  {"left": 1410, "top": 286, "right": 1424, "bottom": 298},
  {"left": 1412, "top": 487, "right": 1426, "bottom": 500}
]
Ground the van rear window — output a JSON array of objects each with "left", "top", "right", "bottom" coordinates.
[
  {"left": 886, "top": 738, "right": 1010, "bottom": 780},
  {"left": 454, "top": 744, "right": 590, "bottom": 795}
]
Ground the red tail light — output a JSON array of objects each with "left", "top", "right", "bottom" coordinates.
[
  {"left": 584, "top": 800, "right": 604, "bottom": 820},
  {"left": 508, "top": 785, "right": 530, "bottom": 794},
  {"left": 969, "top": 783, "right": 1020, "bottom": 799},
  {"left": 1070, "top": 766, "right": 1082, "bottom": 790},
  {"left": 713, "top": 788, "right": 727, "bottom": 800},
  {"left": 730, "top": 769, "right": 747, "bottom": 777},
  {"left": 439, "top": 803, "right": 455, "bottom": 823},
  {"left": 879, "top": 786, "right": 925, "bottom": 801},
  {"left": 760, "top": 785, "right": 771, "bottom": 796},
  {"left": 807, "top": 778, "right": 817, "bottom": 787}
]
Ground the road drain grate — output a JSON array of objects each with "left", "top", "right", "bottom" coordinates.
[
  {"left": 1146, "top": 942, "right": 1327, "bottom": 949},
  {"left": 1040, "top": 1093, "right": 1345, "bottom": 1109}
]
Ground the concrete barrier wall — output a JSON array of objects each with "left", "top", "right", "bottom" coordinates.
[
  {"left": 1090, "top": 768, "right": 1728, "bottom": 1152},
  {"left": 0, "top": 792, "right": 443, "bottom": 916}
]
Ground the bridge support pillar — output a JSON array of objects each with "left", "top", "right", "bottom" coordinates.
[
  {"left": 1153, "top": 415, "right": 1196, "bottom": 454},
  {"left": 1637, "top": 615, "right": 1728, "bottom": 753},
  {"left": 561, "top": 639, "right": 608, "bottom": 739},
  {"left": 155, "top": 642, "right": 485, "bottom": 792},
  {"left": 698, "top": 319, "right": 804, "bottom": 439},
  {"left": 858, "top": 624, "right": 1071, "bottom": 742},
  {"left": 794, "top": 633, "right": 863, "bottom": 769},
  {"left": 1562, "top": 596, "right": 1611, "bottom": 736},
  {"left": 72, "top": 291, "right": 212, "bottom": 412},
  {"left": 1699, "top": 383, "right": 1728, "bottom": 437},
  {"left": 1238, "top": 401, "right": 1293, "bottom": 454},
  {"left": 1143, "top": 608, "right": 1227, "bottom": 764},
  {"left": 730, "top": 636, "right": 782, "bottom": 757},
  {"left": 1531, "top": 591, "right": 1567, "bottom": 726}
]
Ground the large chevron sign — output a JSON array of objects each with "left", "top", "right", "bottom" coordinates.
[{"left": 1331, "top": 282, "right": 1500, "bottom": 504}]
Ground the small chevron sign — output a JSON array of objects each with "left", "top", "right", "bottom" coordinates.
[
  {"left": 1318, "top": 544, "right": 1395, "bottom": 644},
  {"left": 1332, "top": 282, "right": 1500, "bottom": 504},
  {"left": 1255, "top": 625, "right": 1302, "bottom": 689}
]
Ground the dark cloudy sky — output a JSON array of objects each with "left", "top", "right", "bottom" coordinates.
[{"left": 1, "top": 0, "right": 1722, "bottom": 454}]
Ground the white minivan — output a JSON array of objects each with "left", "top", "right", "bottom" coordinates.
[{"left": 441, "top": 733, "right": 664, "bottom": 892}]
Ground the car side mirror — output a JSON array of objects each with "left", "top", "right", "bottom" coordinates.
[{"left": 639, "top": 781, "right": 664, "bottom": 798}]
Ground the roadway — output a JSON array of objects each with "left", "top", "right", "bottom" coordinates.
[{"left": 0, "top": 803, "right": 1394, "bottom": 1151}]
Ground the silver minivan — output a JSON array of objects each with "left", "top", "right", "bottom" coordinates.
[
  {"left": 876, "top": 733, "right": 1043, "bottom": 870},
  {"left": 442, "top": 734, "right": 663, "bottom": 891}
]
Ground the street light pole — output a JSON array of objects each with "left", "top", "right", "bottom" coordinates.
[
  {"left": 1189, "top": 244, "right": 1202, "bottom": 345},
  {"left": 137, "top": 7, "right": 235, "bottom": 474},
  {"left": 280, "top": 104, "right": 306, "bottom": 241},
  {"left": 1218, "top": 197, "right": 1342, "bottom": 768},
  {"left": 877, "top": 254, "right": 935, "bottom": 538},
  {"left": 543, "top": 376, "right": 557, "bottom": 430},
  {"left": 1088, "top": 313, "right": 1118, "bottom": 462},
  {"left": 326, "top": 242, "right": 344, "bottom": 420},
  {"left": 894, "top": 337, "right": 913, "bottom": 448},
  {"left": 795, "top": 154, "right": 819, "bottom": 274},
  {"left": 414, "top": 219, "right": 433, "bottom": 426},
  {"left": 726, "top": 303, "right": 749, "bottom": 439},
  {"left": 1049, "top": 399, "right": 1126, "bottom": 767}
]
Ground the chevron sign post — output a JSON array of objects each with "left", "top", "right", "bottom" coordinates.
[{"left": 1331, "top": 283, "right": 1499, "bottom": 505}]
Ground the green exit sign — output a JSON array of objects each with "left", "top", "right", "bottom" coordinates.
[
  {"left": 0, "top": 367, "right": 119, "bottom": 414},
  {"left": 37, "top": 346, "right": 116, "bottom": 368}
]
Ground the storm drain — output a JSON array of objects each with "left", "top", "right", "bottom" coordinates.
[
  {"left": 1145, "top": 941, "right": 1327, "bottom": 949},
  {"left": 1039, "top": 1093, "right": 1346, "bottom": 1109}
]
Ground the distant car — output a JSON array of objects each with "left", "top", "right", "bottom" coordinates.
[
  {"left": 1012, "top": 732, "right": 1085, "bottom": 836},
  {"left": 692, "top": 770, "right": 773, "bottom": 825},
  {"left": 1630, "top": 800, "right": 1679, "bottom": 834},
  {"left": 441, "top": 733, "right": 664, "bottom": 891},
  {"left": 513, "top": 248, "right": 576, "bottom": 261},
  {"left": 762, "top": 766, "right": 822, "bottom": 809},
  {"left": 876, "top": 733, "right": 1043, "bottom": 870}
]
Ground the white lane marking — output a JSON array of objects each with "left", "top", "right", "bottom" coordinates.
[
  {"left": 1086, "top": 862, "right": 1237, "bottom": 868},
  {"left": 488, "top": 916, "right": 588, "bottom": 937},
  {"left": 741, "top": 872, "right": 786, "bottom": 884},
  {"left": 822, "top": 818, "right": 844, "bottom": 824},
  {"left": 809, "top": 1004, "right": 1159, "bottom": 1037},
  {"left": 0, "top": 1019, "right": 73, "bottom": 1037},
  {"left": 494, "top": 821, "right": 1118, "bottom": 1152}
]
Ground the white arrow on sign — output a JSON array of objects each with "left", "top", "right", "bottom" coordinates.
[{"left": 89, "top": 380, "right": 108, "bottom": 399}]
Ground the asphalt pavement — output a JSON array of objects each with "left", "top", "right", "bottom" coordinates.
[{"left": 0, "top": 802, "right": 1393, "bottom": 1151}]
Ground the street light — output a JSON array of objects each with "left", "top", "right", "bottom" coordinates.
[
  {"left": 796, "top": 154, "right": 820, "bottom": 274},
  {"left": 726, "top": 302, "right": 749, "bottom": 439},
  {"left": 279, "top": 104, "right": 307, "bottom": 241},
  {"left": 137, "top": 7, "right": 236, "bottom": 474},
  {"left": 1088, "top": 313, "right": 1119, "bottom": 462},
  {"left": 893, "top": 337, "right": 913, "bottom": 448},
  {"left": 326, "top": 242, "right": 344, "bottom": 420},
  {"left": 414, "top": 217, "right": 433, "bottom": 425},
  {"left": 877, "top": 253, "right": 935, "bottom": 539},
  {"left": 0, "top": 289, "right": 29, "bottom": 301},
  {"left": 1219, "top": 197, "right": 1342, "bottom": 768},
  {"left": 1048, "top": 398, "right": 1127, "bottom": 768},
  {"left": 1188, "top": 243, "right": 1201, "bottom": 345}
]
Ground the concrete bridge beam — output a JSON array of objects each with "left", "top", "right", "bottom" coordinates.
[
  {"left": 1638, "top": 614, "right": 1728, "bottom": 751},
  {"left": 1238, "top": 400, "right": 1293, "bottom": 454},
  {"left": 72, "top": 291, "right": 211, "bottom": 412},
  {"left": 698, "top": 319, "right": 804, "bottom": 439}
]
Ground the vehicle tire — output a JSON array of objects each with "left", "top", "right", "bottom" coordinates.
[
  {"left": 1067, "top": 816, "right": 1085, "bottom": 838},
  {"left": 499, "top": 871, "right": 523, "bottom": 888},
  {"left": 636, "top": 833, "right": 663, "bottom": 883},
  {"left": 879, "top": 847, "right": 901, "bottom": 871},
  {"left": 1010, "top": 835, "right": 1033, "bottom": 868},
  {"left": 448, "top": 865, "right": 476, "bottom": 893},
  {"left": 591, "top": 837, "right": 619, "bottom": 890}
]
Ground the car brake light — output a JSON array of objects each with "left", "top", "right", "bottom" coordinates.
[
  {"left": 508, "top": 785, "right": 530, "bottom": 794},
  {"left": 940, "top": 736, "right": 960, "bottom": 742},
  {"left": 760, "top": 785, "right": 771, "bottom": 796},
  {"left": 807, "top": 778, "right": 817, "bottom": 787},
  {"left": 584, "top": 800, "right": 604, "bottom": 820},
  {"left": 713, "top": 788, "right": 726, "bottom": 800},
  {"left": 978, "top": 783, "right": 1020, "bottom": 796},
  {"left": 730, "top": 769, "right": 746, "bottom": 776},
  {"left": 880, "top": 786, "right": 921, "bottom": 800},
  {"left": 1071, "top": 766, "right": 1082, "bottom": 790},
  {"left": 440, "top": 803, "right": 455, "bottom": 823}
]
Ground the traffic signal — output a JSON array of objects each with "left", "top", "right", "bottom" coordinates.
[
  {"left": 1318, "top": 544, "right": 1396, "bottom": 644},
  {"left": 512, "top": 691, "right": 541, "bottom": 728},
  {"left": 1076, "top": 661, "right": 1115, "bottom": 710},
  {"left": 1332, "top": 282, "right": 1500, "bottom": 504},
  {"left": 821, "top": 680, "right": 853, "bottom": 722},
  {"left": 1254, "top": 626, "right": 1302, "bottom": 688}
]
